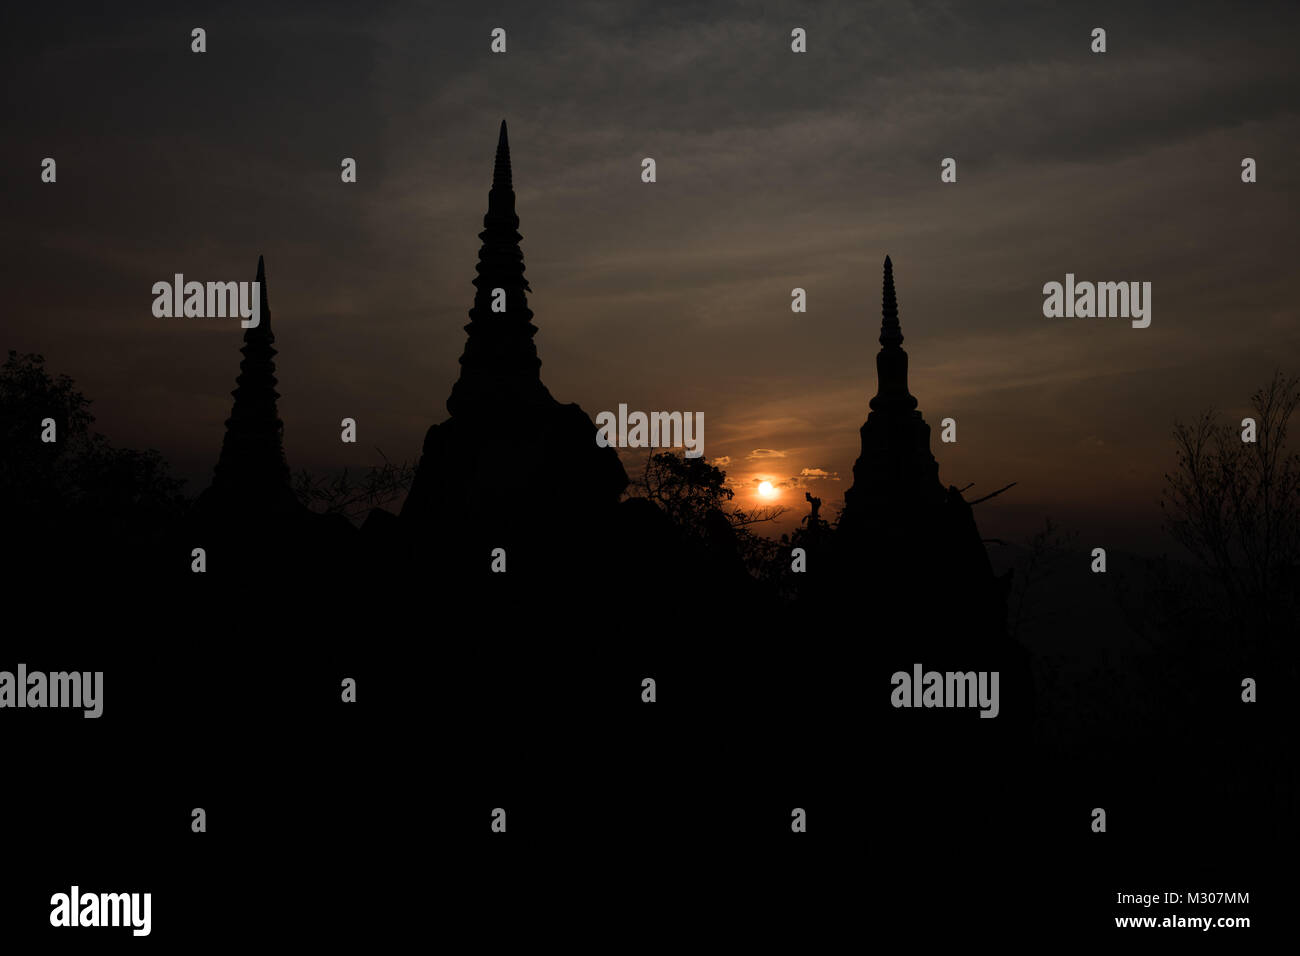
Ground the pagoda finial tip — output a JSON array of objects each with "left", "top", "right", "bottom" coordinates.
[
  {"left": 879, "top": 255, "right": 901, "bottom": 347},
  {"left": 493, "top": 121, "right": 512, "bottom": 189}
]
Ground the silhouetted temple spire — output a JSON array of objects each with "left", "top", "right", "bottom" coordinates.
[
  {"left": 211, "top": 255, "right": 291, "bottom": 496},
  {"left": 446, "top": 120, "right": 550, "bottom": 418},
  {"left": 835, "top": 253, "right": 1011, "bottom": 648},
  {"left": 839, "top": 255, "right": 941, "bottom": 532},
  {"left": 402, "top": 122, "right": 628, "bottom": 538},
  {"left": 870, "top": 255, "right": 917, "bottom": 413}
]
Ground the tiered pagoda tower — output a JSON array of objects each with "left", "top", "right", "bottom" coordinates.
[
  {"left": 835, "top": 256, "right": 1006, "bottom": 639},
  {"left": 196, "top": 255, "right": 302, "bottom": 516},
  {"left": 401, "top": 121, "right": 626, "bottom": 544}
]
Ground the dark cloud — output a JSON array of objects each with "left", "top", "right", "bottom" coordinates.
[{"left": 3, "top": 0, "right": 1296, "bottom": 551}]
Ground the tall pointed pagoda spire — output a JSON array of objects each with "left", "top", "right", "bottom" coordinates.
[
  {"left": 401, "top": 121, "right": 627, "bottom": 536},
  {"left": 446, "top": 120, "right": 551, "bottom": 418},
  {"left": 869, "top": 255, "right": 918, "bottom": 413},
  {"left": 839, "top": 255, "right": 942, "bottom": 532},
  {"left": 211, "top": 255, "right": 291, "bottom": 497}
]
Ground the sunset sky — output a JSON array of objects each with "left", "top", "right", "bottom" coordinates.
[{"left": 5, "top": 0, "right": 1297, "bottom": 553}]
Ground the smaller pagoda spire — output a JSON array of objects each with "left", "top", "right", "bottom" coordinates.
[
  {"left": 869, "top": 255, "right": 918, "bottom": 413},
  {"left": 211, "top": 254, "right": 290, "bottom": 495}
]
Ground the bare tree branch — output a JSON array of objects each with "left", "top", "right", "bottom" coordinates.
[{"left": 969, "top": 482, "right": 1017, "bottom": 505}]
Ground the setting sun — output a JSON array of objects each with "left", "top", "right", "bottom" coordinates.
[{"left": 757, "top": 481, "right": 776, "bottom": 498}]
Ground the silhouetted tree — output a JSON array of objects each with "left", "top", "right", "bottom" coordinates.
[
  {"left": 627, "top": 451, "right": 787, "bottom": 577},
  {"left": 1008, "top": 517, "right": 1078, "bottom": 642},
  {"left": 0, "top": 351, "right": 188, "bottom": 568},
  {"left": 293, "top": 450, "right": 416, "bottom": 523},
  {"left": 631, "top": 452, "right": 782, "bottom": 529},
  {"left": 0, "top": 351, "right": 186, "bottom": 516},
  {"left": 1, "top": 350, "right": 94, "bottom": 512},
  {"left": 1160, "top": 370, "right": 1300, "bottom": 643},
  {"left": 631, "top": 452, "right": 730, "bottom": 528}
]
